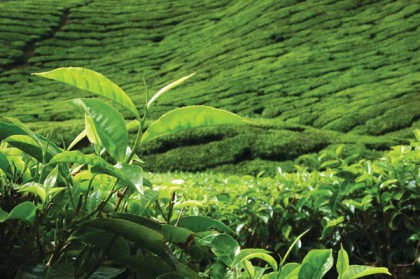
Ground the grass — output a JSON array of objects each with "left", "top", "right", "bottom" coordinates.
[{"left": 1, "top": 0, "right": 419, "bottom": 174}]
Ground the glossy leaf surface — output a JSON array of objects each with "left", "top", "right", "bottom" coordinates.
[
  {"left": 232, "top": 249, "right": 278, "bottom": 272},
  {"left": 141, "top": 106, "right": 244, "bottom": 143},
  {"left": 73, "top": 98, "right": 128, "bottom": 162},
  {"left": 343, "top": 265, "right": 391, "bottom": 279},
  {"left": 298, "top": 249, "right": 333, "bottom": 279},
  {"left": 210, "top": 234, "right": 240, "bottom": 267},
  {"left": 0, "top": 201, "right": 36, "bottom": 225},
  {"left": 33, "top": 67, "right": 139, "bottom": 118},
  {"left": 148, "top": 73, "right": 195, "bottom": 108}
]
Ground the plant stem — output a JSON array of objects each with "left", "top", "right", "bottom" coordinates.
[
  {"left": 126, "top": 108, "right": 148, "bottom": 163},
  {"left": 114, "top": 186, "right": 129, "bottom": 212}
]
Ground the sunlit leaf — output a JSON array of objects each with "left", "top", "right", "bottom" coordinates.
[
  {"left": 49, "top": 151, "right": 109, "bottom": 168},
  {"left": 0, "top": 151, "right": 12, "bottom": 178},
  {"left": 5, "top": 135, "right": 42, "bottom": 162},
  {"left": 44, "top": 166, "right": 59, "bottom": 189},
  {"left": 280, "top": 229, "right": 309, "bottom": 267},
  {"left": 73, "top": 98, "right": 128, "bottom": 162},
  {"left": 33, "top": 67, "right": 139, "bottom": 118},
  {"left": 162, "top": 224, "right": 195, "bottom": 246},
  {"left": 322, "top": 216, "right": 344, "bottom": 239},
  {"left": 148, "top": 73, "right": 195, "bottom": 108},
  {"left": 343, "top": 265, "right": 391, "bottom": 279},
  {"left": 19, "top": 182, "right": 46, "bottom": 202},
  {"left": 85, "top": 114, "right": 101, "bottom": 145},
  {"left": 232, "top": 249, "right": 278, "bottom": 272},
  {"left": 0, "top": 201, "right": 37, "bottom": 225},
  {"left": 298, "top": 249, "right": 333, "bottom": 279},
  {"left": 278, "top": 263, "right": 301, "bottom": 279},
  {"left": 141, "top": 106, "right": 245, "bottom": 143},
  {"left": 210, "top": 234, "right": 240, "bottom": 267},
  {"left": 115, "top": 163, "right": 143, "bottom": 193},
  {"left": 337, "top": 245, "right": 349, "bottom": 279}
]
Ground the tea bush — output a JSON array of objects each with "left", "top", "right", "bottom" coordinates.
[
  {"left": 0, "top": 68, "right": 393, "bottom": 278},
  {"left": 152, "top": 133, "right": 420, "bottom": 278}
]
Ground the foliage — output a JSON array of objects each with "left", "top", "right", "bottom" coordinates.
[
  {"left": 151, "top": 133, "right": 420, "bottom": 278},
  {"left": 0, "top": 67, "right": 244, "bottom": 278},
  {"left": 1, "top": 0, "right": 419, "bottom": 175},
  {"left": 0, "top": 67, "right": 395, "bottom": 278}
]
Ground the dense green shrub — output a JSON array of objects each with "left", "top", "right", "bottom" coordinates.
[
  {"left": 153, "top": 132, "right": 420, "bottom": 278},
  {"left": 0, "top": 68, "right": 393, "bottom": 278}
]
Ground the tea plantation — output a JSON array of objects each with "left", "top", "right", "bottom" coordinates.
[{"left": 1, "top": 0, "right": 419, "bottom": 174}]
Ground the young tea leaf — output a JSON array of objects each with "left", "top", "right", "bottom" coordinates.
[
  {"left": 0, "top": 201, "right": 37, "bottom": 225},
  {"left": 33, "top": 67, "right": 139, "bottom": 118},
  {"left": 19, "top": 182, "right": 46, "bottom": 202},
  {"left": 298, "top": 249, "right": 333, "bottom": 279},
  {"left": 210, "top": 234, "right": 240, "bottom": 267},
  {"left": 0, "top": 151, "right": 13, "bottom": 177},
  {"left": 343, "top": 265, "right": 391, "bottom": 279},
  {"left": 148, "top": 73, "right": 195, "bottom": 109},
  {"left": 5, "top": 135, "right": 43, "bottom": 162},
  {"left": 337, "top": 245, "right": 349, "bottom": 279},
  {"left": 49, "top": 150, "right": 110, "bottom": 168},
  {"left": 73, "top": 98, "right": 128, "bottom": 162},
  {"left": 232, "top": 249, "right": 278, "bottom": 272},
  {"left": 141, "top": 106, "right": 245, "bottom": 143}
]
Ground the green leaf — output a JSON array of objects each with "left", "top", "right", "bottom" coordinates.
[
  {"left": 73, "top": 98, "right": 128, "bottom": 162},
  {"left": 70, "top": 228, "right": 129, "bottom": 260},
  {"left": 19, "top": 182, "right": 46, "bottom": 202},
  {"left": 0, "top": 119, "right": 62, "bottom": 163},
  {"left": 33, "top": 67, "right": 139, "bottom": 118},
  {"left": 343, "top": 265, "right": 391, "bottom": 279},
  {"left": 232, "top": 249, "right": 278, "bottom": 272},
  {"left": 178, "top": 263, "right": 202, "bottom": 279},
  {"left": 298, "top": 249, "right": 333, "bottom": 279},
  {"left": 85, "top": 114, "right": 101, "bottom": 145},
  {"left": 337, "top": 245, "right": 349, "bottom": 279},
  {"left": 49, "top": 151, "right": 136, "bottom": 188},
  {"left": 47, "top": 187, "right": 66, "bottom": 199},
  {"left": 115, "top": 163, "right": 143, "bottom": 193},
  {"left": 90, "top": 266, "right": 125, "bottom": 279},
  {"left": 5, "top": 135, "right": 43, "bottom": 162},
  {"left": 49, "top": 150, "right": 110, "bottom": 168},
  {"left": 172, "top": 216, "right": 234, "bottom": 234},
  {"left": 128, "top": 189, "right": 159, "bottom": 216},
  {"left": 148, "top": 73, "right": 195, "bottom": 108},
  {"left": 141, "top": 106, "right": 245, "bottom": 143},
  {"left": 111, "top": 212, "right": 162, "bottom": 232},
  {"left": 67, "top": 129, "right": 87, "bottom": 151},
  {"left": 321, "top": 216, "right": 344, "bottom": 239},
  {"left": 161, "top": 224, "right": 195, "bottom": 246},
  {"left": 44, "top": 166, "right": 59, "bottom": 189},
  {"left": 281, "top": 229, "right": 309, "bottom": 267},
  {"left": 0, "top": 119, "right": 27, "bottom": 141},
  {"left": 113, "top": 255, "right": 173, "bottom": 279},
  {"left": 244, "top": 260, "right": 256, "bottom": 278},
  {"left": 91, "top": 166, "right": 136, "bottom": 191},
  {"left": 278, "top": 263, "right": 301, "bottom": 279},
  {"left": 210, "top": 234, "right": 240, "bottom": 267},
  {"left": 83, "top": 218, "right": 170, "bottom": 262},
  {"left": 0, "top": 201, "right": 37, "bottom": 225},
  {"left": 0, "top": 152, "right": 12, "bottom": 178}
]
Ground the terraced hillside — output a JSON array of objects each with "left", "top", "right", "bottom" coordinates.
[{"left": 1, "top": 0, "right": 419, "bottom": 174}]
